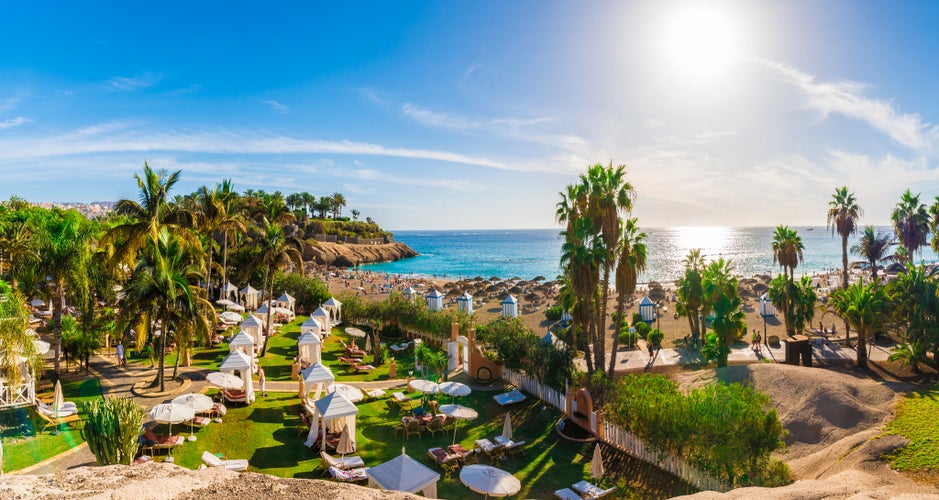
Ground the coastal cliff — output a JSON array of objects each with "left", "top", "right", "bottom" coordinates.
[{"left": 304, "top": 241, "right": 418, "bottom": 268}]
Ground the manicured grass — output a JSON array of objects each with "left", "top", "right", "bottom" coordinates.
[
  {"left": 883, "top": 383, "right": 939, "bottom": 471},
  {"left": 167, "top": 387, "right": 691, "bottom": 498},
  {"left": 1, "top": 377, "right": 103, "bottom": 472}
]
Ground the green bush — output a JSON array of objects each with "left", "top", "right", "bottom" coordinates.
[
  {"left": 545, "top": 305, "right": 562, "bottom": 321},
  {"left": 632, "top": 312, "right": 643, "bottom": 325},
  {"left": 618, "top": 327, "right": 638, "bottom": 349},
  {"left": 634, "top": 321, "right": 651, "bottom": 339},
  {"left": 272, "top": 271, "right": 330, "bottom": 312},
  {"left": 83, "top": 397, "right": 145, "bottom": 465},
  {"left": 647, "top": 328, "right": 664, "bottom": 348}
]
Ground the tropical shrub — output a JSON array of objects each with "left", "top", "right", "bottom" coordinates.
[
  {"left": 618, "top": 326, "right": 638, "bottom": 349},
  {"left": 633, "top": 321, "right": 651, "bottom": 339},
  {"left": 544, "top": 305, "right": 562, "bottom": 321},
  {"left": 647, "top": 328, "right": 664, "bottom": 348},
  {"left": 271, "top": 271, "right": 330, "bottom": 313},
  {"left": 83, "top": 397, "right": 146, "bottom": 465}
]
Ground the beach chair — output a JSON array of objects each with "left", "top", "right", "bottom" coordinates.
[
  {"left": 572, "top": 480, "right": 616, "bottom": 499},
  {"left": 37, "top": 399, "right": 78, "bottom": 417},
  {"left": 427, "top": 447, "right": 461, "bottom": 478},
  {"left": 223, "top": 389, "right": 247, "bottom": 403},
  {"left": 201, "top": 451, "right": 249, "bottom": 471},
  {"left": 504, "top": 440, "right": 527, "bottom": 459},
  {"left": 554, "top": 488, "right": 585, "bottom": 500},
  {"left": 327, "top": 465, "right": 368, "bottom": 483},
  {"left": 474, "top": 439, "right": 505, "bottom": 463},
  {"left": 423, "top": 415, "right": 446, "bottom": 438},
  {"left": 338, "top": 356, "right": 360, "bottom": 365},
  {"left": 493, "top": 389, "right": 526, "bottom": 406},
  {"left": 404, "top": 417, "right": 423, "bottom": 440},
  {"left": 320, "top": 450, "right": 365, "bottom": 474},
  {"left": 392, "top": 391, "right": 412, "bottom": 410},
  {"left": 351, "top": 363, "right": 375, "bottom": 374},
  {"left": 141, "top": 428, "right": 184, "bottom": 455},
  {"left": 36, "top": 408, "right": 82, "bottom": 434}
]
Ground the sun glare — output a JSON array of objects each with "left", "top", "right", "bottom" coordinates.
[{"left": 661, "top": 3, "right": 740, "bottom": 79}]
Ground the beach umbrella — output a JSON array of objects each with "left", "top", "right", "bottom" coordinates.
[
  {"left": 226, "top": 303, "right": 245, "bottom": 312},
  {"left": 408, "top": 379, "right": 440, "bottom": 395},
  {"left": 172, "top": 392, "right": 214, "bottom": 412},
  {"left": 207, "top": 371, "right": 243, "bottom": 390},
  {"left": 501, "top": 413, "right": 513, "bottom": 443},
  {"left": 215, "top": 299, "right": 235, "bottom": 307},
  {"left": 440, "top": 403, "right": 478, "bottom": 444},
  {"left": 439, "top": 381, "right": 471, "bottom": 402},
  {"left": 591, "top": 444, "right": 605, "bottom": 480},
  {"left": 336, "top": 424, "right": 355, "bottom": 457},
  {"left": 52, "top": 380, "right": 64, "bottom": 416},
  {"left": 344, "top": 327, "right": 367, "bottom": 338},
  {"left": 219, "top": 311, "right": 243, "bottom": 323},
  {"left": 33, "top": 339, "right": 50, "bottom": 355},
  {"left": 364, "top": 335, "right": 372, "bottom": 352},
  {"left": 460, "top": 464, "right": 520, "bottom": 498},
  {"left": 149, "top": 403, "right": 195, "bottom": 436},
  {"left": 326, "top": 383, "right": 364, "bottom": 403}
]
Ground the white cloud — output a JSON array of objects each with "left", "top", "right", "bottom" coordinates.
[
  {"left": 758, "top": 59, "right": 938, "bottom": 152},
  {"left": 105, "top": 73, "right": 162, "bottom": 92},
  {"left": 459, "top": 63, "right": 481, "bottom": 88},
  {"left": 261, "top": 99, "right": 289, "bottom": 113},
  {"left": 0, "top": 117, "right": 30, "bottom": 130}
]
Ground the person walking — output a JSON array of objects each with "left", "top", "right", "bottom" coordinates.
[
  {"left": 115, "top": 341, "right": 125, "bottom": 367},
  {"left": 258, "top": 367, "right": 267, "bottom": 397}
]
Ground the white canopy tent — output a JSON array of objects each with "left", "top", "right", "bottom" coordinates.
[
  {"left": 254, "top": 302, "right": 271, "bottom": 325},
  {"left": 456, "top": 291, "right": 473, "bottom": 314},
  {"left": 311, "top": 307, "right": 331, "bottom": 334},
  {"left": 219, "top": 350, "right": 255, "bottom": 404},
  {"left": 298, "top": 331, "right": 322, "bottom": 365},
  {"left": 221, "top": 282, "right": 239, "bottom": 302},
  {"left": 367, "top": 448, "right": 440, "bottom": 498},
  {"left": 240, "top": 285, "right": 260, "bottom": 310},
  {"left": 299, "top": 316, "right": 323, "bottom": 337},
  {"left": 322, "top": 297, "right": 342, "bottom": 325},
  {"left": 501, "top": 294, "right": 518, "bottom": 319},
  {"left": 228, "top": 330, "right": 255, "bottom": 355},
  {"left": 403, "top": 286, "right": 419, "bottom": 302},
  {"left": 239, "top": 315, "right": 264, "bottom": 349},
  {"left": 425, "top": 289, "right": 444, "bottom": 311},
  {"left": 274, "top": 292, "right": 296, "bottom": 313},
  {"left": 300, "top": 362, "right": 335, "bottom": 401},
  {"left": 304, "top": 392, "right": 358, "bottom": 450}
]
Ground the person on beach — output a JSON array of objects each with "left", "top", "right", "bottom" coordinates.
[
  {"left": 116, "top": 341, "right": 125, "bottom": 367},
  {"left": 258, "top": 367, "right": 267, "bottom": 397},
  {"left": 647, "top": 342, "right": 654, "bottom": 358},
  {"left": 752, "top": 330, "right": 762, "bottom": 353}
]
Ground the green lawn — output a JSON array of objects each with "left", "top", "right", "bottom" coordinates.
[
  {"left": 1, "top": 377, "right": 103, "bottom": 472},
  {"left": 167, "top": 387, "right": 691, "bottom": 498},
  {"left": 883, "top": 383, "right": 939, "bottom": 471}
]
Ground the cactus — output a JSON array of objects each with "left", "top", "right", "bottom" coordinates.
[{"left": 83, "top": 397, "right": 145, "bottom": 465}]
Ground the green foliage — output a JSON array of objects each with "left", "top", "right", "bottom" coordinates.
[
  {"left": 701, "top": 258, "right": 746, "bottom": 367},
  {"left": 883, "top": 383, "right": 939, "bottom": 471},
  {"left": 606, "top": 373, "right": 787, "bottom": 487},
  {"left": 271, "top": 271, "right": 330, "bottom": 313},
  {"left": 618, "top": 326, "right": 638, "bottom": 349},
  {"left": 633, "top": 321, "right": 651, "bottom": 339},
  {"left": 0, "top": 280, "right": 41, "bottom": 389},
  {"left": 545, "top": 304, "right": 562, "bottom": 321},
  {"left": 83, "top": 397, "right": 146, "bottom": 465},
  {"left": 647, "top": 328, "right": 664, "bottom": 348},
  {"left": 631, "top": 312, "right": 643, "bottom": 325},
  {"left": 61, "top": 314, "right": 102, "bottom": 372}
]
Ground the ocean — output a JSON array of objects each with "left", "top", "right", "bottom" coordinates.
[{"left": 360, "top": 227, "right": 939, "bottom": 283}]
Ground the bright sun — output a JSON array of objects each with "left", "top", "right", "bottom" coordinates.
[{"left": 661, "top": 3, "right": 740, "bottom": 79}]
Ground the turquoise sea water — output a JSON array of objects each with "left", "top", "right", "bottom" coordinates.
[{"left": 361, "top": 227, "right": 939, "bottom": 283}]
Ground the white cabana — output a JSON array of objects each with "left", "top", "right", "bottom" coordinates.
[
  {"left": 638, "top": 296, "right": 655, "bottom": 322},
  {"left": 219, "top": 350, "right": 255, "bottom": 404},
  {"left": 425, "top": 289, "right": 444, "bottom": 312},
  {"left": 240, "top": 285, "right": 260, "bottom": 310},
  {"left": 367, "top": 448, "right": 440, "bottom": 498},
  {"left": 298, "top": 331, "right": 322, "bottom": 365},
  {"left": 457, "top": 291, "right": 473, "bottom": 314},
  {"left": 240, "top": 314, "right": 264, "bottom": 349},
  {"left": 322, "top": 297, "right": 342, "bottom": 325},
  {"left": 299, "top": 316, "right": 323, "bottom": 337},
  {"left": 221, "top": 282, "right": 239, "bottom": 302},
  {"left": 228, "top": 330, "right": 255, "bottom": 355},
  {"left": 311, "top": 307, "right": 331, "bottom": 334},
  {"left": 304, "top": 392, "right": 358, "bottom": 450},
  {"left": 254, "top": 302, "right": 271, "bottom": 324},
  {"left": 501, "top": 294, "right": 518, "bottom": 319},
  {"left": 274, "top": 292, "right": 296, "bottom": 313},
  {"left": 759, "top": 293, "right": 776, "bottom": 317},
  {"left": 300, "top": 362, "right": 335, "bottom": 401},
  {"left": 403, "top": 286, "right": 419, "bottom": 302}
]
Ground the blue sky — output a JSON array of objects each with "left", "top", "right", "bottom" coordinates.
[{"left": 2, "top": 0, "right": 939, "bottom": 230}]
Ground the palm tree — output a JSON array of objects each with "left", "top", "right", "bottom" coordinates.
[
  {"left": 198, "top": 183, "right": 246, "bottom": 300},
  {"left": 891, "top": 189, "right": 929, "bottom": 260},
  {"left": 771, "top": 225, "right": 804, "bottom": 337},
  {"left": 608, "top": 217, "right": 646, "bottom": 377},
  {"left": 317, "top": 196, "right": 333, "bottom": 219},
  {"left": 827, "top": 186, "right": 861, "bottom": 292},
  {"left": 0, "top": 280, "right": 42, "bottom": 393},
  {"left": 886, "top": 264, "right": 939, "bottom": 372},
  {"left": 254, "top": 218, "right": 304, "bottom": 356},
  {"left": 559, "top": 217, "right": 603, "bottom": 374},
  {"left": 0, "top": 220, "right": 37, "bottom": 292},
  {"left": 217, "top": 179, "right": 244, "bottom": 298},
  {"left": 828, "top": 282, "right": 887, "bottom": 369},
  {"left": 850, "top": 226, "right": 894, "bottom": 282},
  {"left": 701, "top": 258, "right": 746, "bottom": 367},
  {"left": 676, "top": 249, "right": 706, "bottom": 340},
  {"left": 36, "top": 209, "right": 92, "bottom": 377},
  {"left": 331, "top": 192, "right": 346, "bottom": 219}
]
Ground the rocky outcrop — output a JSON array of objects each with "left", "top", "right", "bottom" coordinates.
[
  {"left": 304, "top": 241, "right": 418, "bottom": 268},
  {"left": 0, "top": 463, "right": 425, "bottom": 499}
]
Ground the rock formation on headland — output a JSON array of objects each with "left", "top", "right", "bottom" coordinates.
[{"left": 304, "top": 241, "right": 418, "bottom": 268}]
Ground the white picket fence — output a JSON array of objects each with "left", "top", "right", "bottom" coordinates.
[
  {"left": 501, "top": 367, "right": 566, "bottom": 412},
  {"left": 501, "top": 367, "right": 730, "bottom": 493}
]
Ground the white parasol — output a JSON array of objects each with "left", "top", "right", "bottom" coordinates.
[
  {"left": 344, "top": 327, "right": 367, "bottom": 338},
  {"left": 215, "top": 299, "right": 235, "bottom": 307},
  {"left": 327, "top": 383, "right": 364, "bottom": 403},
  {"left": 591, "top": 444, "right": 604, "bottom": 480},
  {"left": 440, "top": 404, "right": 478, "bottom": 444},
  {"left": 52, "top": 380, "right": 64, "bottom": 417},
  {"left": 439, "top": 381, "right": 471, "bottom": 401},
  {"left": 408, "top": 379, "right": 440, "bottom": 395},
  {"left": 149, "top": 403, "right": 195, "bottom": 436},
  {"left": 207, "top": 371, "right": 243, "bottom": 389},
  {"left": 33, "top": 339, "right": 50, "bottom": 355},
  {"left": 501, "top": 413, "right": 513, "bottom": 443},
  {"left": 226, "top": 303, "right": 245, "bottom": 312},
  {"left": 336, "top": 424, "right": 355, "bottom": 457},
  {"left": 219, "top": 311, "right": 243, "bottom": 323},
  {"left": 172, "top": 393, "right": 214, "bottom": 412},
  {"left": 459, "top": 464, "right": 521, "bottom": 498}
]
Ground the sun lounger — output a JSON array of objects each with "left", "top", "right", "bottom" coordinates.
[
  {"left": 36, "top": 408, "right": 82, "bottom": 433},
  {"left": 474, "top": 438, "right": 505, "bottom": 463},
  {"left": 554, "top": 488, "right": 585, "bottom": 500},
  {"left": 572, "top": 480, "right": 616, "bottom": 499},
  {"left": 503, "top": 440, "right": 527, "bottom": 459},
  {"left": 320, "top": 450, "right": 365, "bottom": 471},
  {"left": 428, "top": 447, "right": 461, "bottom": 477},
  {"left": 38, "top": 400, "right": 78, "bottom": 417},
  {"left": 338, "top": 356, "right": 360, "bottom": 365},
  {"left": 351, "top": 363, "right": 375, "bottom": 373},
  {"left": 493, "top": 389, "right": 526, "bottom": 406},
  {"left": 392, "top": 392, "right": 412, "bottom": 410},
  {"left": 223, "top": 389, "right": 247, "bottom": 403},
  {"left": 201, "top": 451, "right": 248, "bottom": 471},
  {"left": 141, "top": 428, "right": 184, "bottom": 455},
  {"left": 327, "top": 465, "right": 368, "bottom": 483}
]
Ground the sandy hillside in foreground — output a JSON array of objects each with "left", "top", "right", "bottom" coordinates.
[{"left": 672, "top": 363, "right": 939, "bottom": 499}]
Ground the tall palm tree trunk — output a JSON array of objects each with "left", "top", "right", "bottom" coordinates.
[
  {"left": 608, "top": 295, "right": 627, "bottom": 377},
  {"left": 856, "top": 329, "right": 868, "bottom": 368},
  {"left": 841, "top": 235, "right": 852, "bottom": 347},
  {"left": 153, "top": 314, "right": 168, "bottom": 391},
  {"left": 52, "top": 282, "right": 65, "bottom": 377},
  {"left": 206, "top": 234, "right": 214, "bottom": 300},
  {"left": 261, "top": 267, "right": 274, "bottom": 357},
  {"left": 221, "top": 231, "right": 229, "bottom": 300}
]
